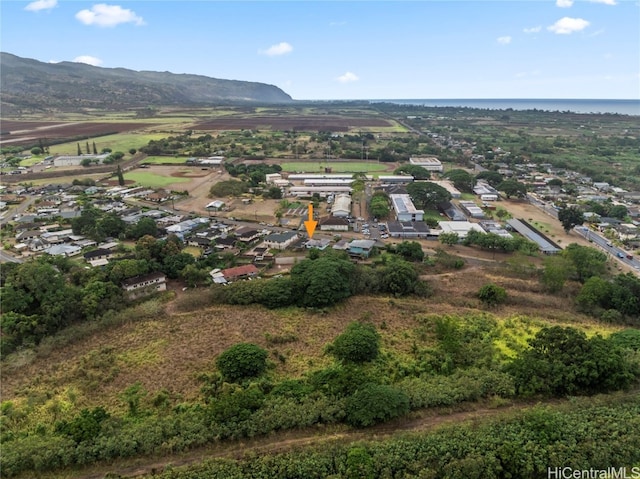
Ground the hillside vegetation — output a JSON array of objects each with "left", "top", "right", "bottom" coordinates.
[
  {"left": 0, "top": 52, "right": 292, "bottom": 114},
  {"left": 2, "top": 248, "right": 639, "bottom": 478}
]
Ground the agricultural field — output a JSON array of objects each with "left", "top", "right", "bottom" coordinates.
[
  {"left": 279, "top": 160, "right": 391, "bottom": 173},
  {"left": 123, "top": 170, "right": 193, "bottom": 189},
  {"left": 47, "top": 132, "right": 169, "bottom": 157}
]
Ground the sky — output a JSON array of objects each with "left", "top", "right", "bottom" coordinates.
[{"left": 1, "top": 0, "right": 639, "bottom": 100}]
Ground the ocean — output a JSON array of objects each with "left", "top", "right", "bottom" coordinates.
[{"left": 370, "top": 99, "right": 640, "bottom": 116}]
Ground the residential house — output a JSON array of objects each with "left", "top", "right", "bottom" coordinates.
[
  {"left": 263, "top": 231, "right": 299, "bottom": 250},
  {"left": 15, "top": 229, "right": 42, "bottom": 242},
  {"left": 222, "top": 264, "right": 259, "bottom": 282},
  {"left": 44, "top": 244, "right": 82, "bottom": 257},
  {"left": 235, "top": 227, "right": 262, "bottom": 243},
  {"left": 347, "top": 239, "right": 377, "bottom": 258},
  {"left": 305, "top": 238, "right": 331, "bottom": 250},
  {"left": 122, "top": 272, "right": 167, "bottom": 298},
  {"left": 213, "top": 236, "right": 237, "bottom": 250},
  {"left": 83, "top": 248, "right": 113, "bottom": 263}
]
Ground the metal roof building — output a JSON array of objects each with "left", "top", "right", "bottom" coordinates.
[
  {"left": 507, "top": 218, "right": 561, "bottom": 254},
  {"left": 389, "top": 194, "right": 424, "bottom": 222}
]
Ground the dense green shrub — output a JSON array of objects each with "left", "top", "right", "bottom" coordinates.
[
  {"left": 477, "top": 283, "right": 507, "bottom": 306},
  {"left": 216, "top": 343, "right": 268, "bottom": 382},
  {"left": 505, "top": 326, "right": 638, "bottom": 397},
  {"left": 345, "top": 383, "right": 410, "bottom": 427},
  {"left": 329, "top": 322, "right": 380, "bottom": 364}
]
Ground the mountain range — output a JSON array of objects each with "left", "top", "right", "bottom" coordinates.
[{"left": 0, "top": 52, "right": 293, "bottom": 113}]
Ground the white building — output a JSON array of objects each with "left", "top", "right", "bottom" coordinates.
[
  {"left": 438, "top": 221, "right": 485, "bottom": 238},
  {"left": 289, "top": 186, "right": 352, "bottom": 197},
  {"left": 331, "top": 193, "right": 352, "bottom": 217},
  {"left": 390, "top": 194, "right": 424, "bottom": 222},
  {"left": 409, "top": 157, "right": 443, "bottom": 172}
]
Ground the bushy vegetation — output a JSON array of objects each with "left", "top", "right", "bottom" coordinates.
[
  {"left": 506, "top": 326, "right": 638, "bottom": 396},
  {"left": 329, "top": 322, "right": 380, "bottom": 364},
  {"left": 141, "top": 396, "right": 640, "bottom": 479},
  {"left": 2, "top": 310, "right": 638, "bottom": 477},
  {"left": 216, "top": 343, "right": 268, "bottom": 382}
]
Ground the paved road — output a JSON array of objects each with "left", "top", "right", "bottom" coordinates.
[
  {"left": 0, "top": 249, "right": 23, "bottom": 263},
  {"left": 574, "top": 226, "right": 640, "bottom": 273}
]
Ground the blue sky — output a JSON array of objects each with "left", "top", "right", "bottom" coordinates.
[{"left": 2, "top": 0, "right": 639, "bottom": 100}]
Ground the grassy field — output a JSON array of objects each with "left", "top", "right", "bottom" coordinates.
[
  {"left": 47, "top": 133, "right": 168, "bottom": 157},
  {"left": 280, "top": 161, "right": 390, "bottom": 173},
  {"left": 140, "top": 156, "right": 190, "bottom": 165},
  {"left": 123, "top": 171, "right": 190, "bottom": 188}
]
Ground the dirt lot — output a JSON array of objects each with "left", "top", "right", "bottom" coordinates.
[
  {"left": 0, "top": 121, "right": 153, "bottom": 146},
  {"left": 192, "top": 116, "right": 393, "bottom": 132}
]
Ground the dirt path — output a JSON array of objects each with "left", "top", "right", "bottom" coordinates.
[{"left": 72, "top": 398, "right": 562, "bottom": 479}]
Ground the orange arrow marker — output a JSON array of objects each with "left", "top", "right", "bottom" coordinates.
[{"left": 304, "top": 202, "right": 318, "bottom": 238}]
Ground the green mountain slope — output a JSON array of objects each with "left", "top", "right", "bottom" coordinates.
[{"left": 0, "top": 52, "right": 293, "bottom": 112}]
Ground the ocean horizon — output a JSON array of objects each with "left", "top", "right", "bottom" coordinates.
[{"left": 368, "top": 99, "right": 640, "bottom": 116}]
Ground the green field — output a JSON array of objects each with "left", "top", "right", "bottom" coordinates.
[
  {"left": 124, "top": 171, "right": 190, "bottom": 188},
  {"left": 280, "top": 161, "right": 389, "bottom": 173},
  {"left": 47, "top": 133, "right": 168, "bottom": 157},
  {"left": 140, "top": 156, "right": 190, "bottom": 164}
]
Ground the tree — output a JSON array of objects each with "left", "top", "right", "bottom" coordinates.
[
  {"left": 497, "top": 180, "right": 527, "bottom": 199},
  {"left": 394, "top": 241, "right": 424, "bottom": 262},
  {"left": 562, "top": 244, "right": 606, "bottom": 283},
  {"left": 439, "top": 232, "right": 460, "bottom": 246},
  {"left": 330, "top": 322, "right": 380, "bottom": 364},
  {"left": 393, "top": 164, "right": 431, "bottom": 180},
  {"left": 216, "top": 343, "right": 268, "bottom": 382},
  {"left": 92, "top": 142, "right": 97, "bottom": 154},
  {"left": 345, "top": 383, "right": 410, "bottom": 427},
  {"left": 505, "top": 326, "right": 636, "bottom": 396},
  {"left": 443, "top": 169, "right": 474, "bottom": 192},
  {"left": 128, "top": 148, "right": 137, "bottom": 155},
  {"left": 558, "top": 206, "right": 584, "bottom": 233},
  {"left": 406, "top": 181, "right": 451, "bottom": 209},
  {"left": 379, "top": 258, "right": 419, "bottom": 296},
  {"left": 129, "top": 217, "right": 158, "bottom": 239},
  {"left": 80, "top": 158, "right": 92, "bottom": 167},
  {"left": 77, "top": 143, "right": 82, "bottom": 155},
  {"left": 262, "top": 186, "right": 282, "bottom": 199},
  {"left": 477, "top": 283, "right": 507, "bottom": 306},
  {"left": 180, "top": 264, "right": 210, "bottom": 288},
  {"left": 541, "top": 255, "right": 574, "bottom": 293},
  {"left": 30, "top": 147, "right": 43, "bottom": 155},
  {"left": 290, "top": 254, "right": 355, "bottom": 308},
  {"left": 116, "top": 165, "right": 125, "bottom": 186},
  {"left": 475, "top": 171, "right": 504, "bottom": 188},
  {"left": 86, "top": 141, "right": 90, "bottom": 154}
]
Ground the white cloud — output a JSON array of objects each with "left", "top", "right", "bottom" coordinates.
[
  {"left": 73, "top": 55, "right": 103, "bottom": 66},
  {"left": 75, "top": 4, "right": 145, "bottom": 27},
  {"left": 48, "top": 59, "right": 60, "bottom": 64},
  {"left": 556, "top": 0, "right": 574, "bottom": 7},
  {"left": 25, "top": 0, "right": 57, "bottom": 11},
  {"left": 547, "top": 17, "right": 590, "bottom": 34},
  {"left": 259, "top": 42, "right": 293, "bottom": 56},
  {"left": 497, "top": 36, "right": 512, "bottom": 44},
  {"left": 588, "top": 0, "right": 616, "bottom": 4},
  {"left": 523, "top": 26, "right": 542, "bottom": 34},
  {"left": 336, "top": 72, "right": 359, "bottom": 83},
  {"left": 515, "top": 70, "right": 541, "bottom": 78}
]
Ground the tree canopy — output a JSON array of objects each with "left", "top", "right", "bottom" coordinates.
[
  {"left": 406, "top": 182, "right": 451, "bottom": 209},
  {"left": 558, "top": 206, "right": 584, "bottom": 233}
]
